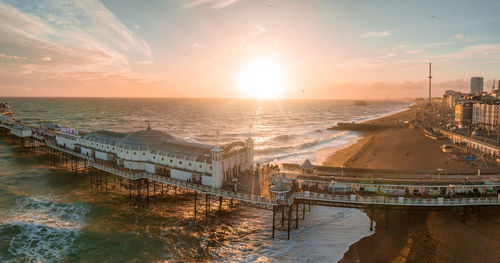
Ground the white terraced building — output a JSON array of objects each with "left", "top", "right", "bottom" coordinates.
[{"left": 55, "top": 125, "right": 254, "bottom": 188}]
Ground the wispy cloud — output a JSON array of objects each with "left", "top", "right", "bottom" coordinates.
[
  {"left": 136, "top": 60, "right": 155, "bottom": 65},
  {"left": 183, "top": 0, "right": 240, "bottom": 9},
  {"left": 433, "top": 44, "right": 500, "bottom": 59},
  {"left": 405, "top": 50, "right": 423, "bottom": 54},
  {"left": 0, "top": 53, "right": 27, "bottom": 61},
  {"left": 466, "top": 36, "right": 480, "bottom": 42},
  {"left": 454, "top": 34, "right": 463, "bottom": 39},
  {"left": 362, "top": 31, "right": 392, "bottom": 37},
  {"left": 424, "top": 42, "right": 454, "bottom": 47},
  {"left": 0, "top": 0, "right": 152, "bottom": 72}
]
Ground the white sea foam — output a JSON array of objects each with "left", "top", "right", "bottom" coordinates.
[
  {"left": 215, "top": 206, "right": 374, "bottom": 263},
  {"left": 0, "top": 196, "right": 89, "bottom": 262}
]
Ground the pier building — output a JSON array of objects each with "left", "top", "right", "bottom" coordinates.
[{"left": 55, "top": 124, "right": 254, "bottom": 188}]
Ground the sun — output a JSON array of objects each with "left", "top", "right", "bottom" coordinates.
[{"left": 236, "top": 57, "right": 287, "bottom": 99}]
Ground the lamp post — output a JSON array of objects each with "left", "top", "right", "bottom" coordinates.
[
  {"left": 437, "top": 168, "right": 443, "bottom": 180},
  {"left": 341, "top": 165, "right": 345, "bottom": 177}
]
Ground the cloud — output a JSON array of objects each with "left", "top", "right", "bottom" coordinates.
[
  {"left": 433, "top": 44, "right": 500, "bottom": 59},
  {"left": 0, "top": 53, "right": 27, "bottom": 60},
  {"left": 454, "top": 34, "right": 463, "bottom": 39},
  {"left": 190, "top": 43, "right": 203, "bottom": 49},
  {"left": 136, "top": 60, "right": 155, "bottom": 64},
  {"left": 362, "top": 31, "right": 392, "bottom": 37},
  {"left": 246, "top": 23, "right": 267, "bottom": 38},
  {"left": 466, "top": 36, "right": 480, "bottom": 42},
  {"left": 0, "top": 0, "right": 152, "bottom": 73},
  {"left": 424, "top": 42, "right": 454, "bottom": 47},
  {"left": 324, "top": 79, "right": 470, "bottom": 100},
  {"left": 183, "top": 0, "right": 240, "bottom": 9},
  {"left": 405, "top": 50, "right": 423, "bottom": 54},
  {"left": 396, "top": 45, "right": 407, "bottom": 49}
]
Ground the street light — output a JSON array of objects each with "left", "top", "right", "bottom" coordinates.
[{"left": 340, "top": 165, "right": 345, "bottom": 177}]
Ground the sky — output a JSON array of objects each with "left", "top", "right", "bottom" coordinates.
[{"left": 0, "top": 0, "right": 499, "bottom": 99}]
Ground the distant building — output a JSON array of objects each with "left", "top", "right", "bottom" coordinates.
[
  {"left": 455, "top": 102, "right": 473, "bottom": 126},
  {"left": 471, "top": 77, "right": 484, "bottom": 94},
  {"left": 443, "top": 91, "right": 467, "bottom": 108},
  {"left": 472, "top": 101, "right": 500, "bottom": 132},
  {"left": 444, "top": 90, "right": 454, "bottom": 96}
]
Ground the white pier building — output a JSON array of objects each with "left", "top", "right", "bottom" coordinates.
[{"left": 55, "top": 125, "right": 254, "bottom": 188}]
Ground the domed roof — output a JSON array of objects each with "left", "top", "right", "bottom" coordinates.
[{"left": 118, "top": 129, "right": 175, "bottom": 150}]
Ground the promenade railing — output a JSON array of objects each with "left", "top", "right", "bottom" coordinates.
[{"left": 288, "top": 191, "right": 500, "bottom": 207}]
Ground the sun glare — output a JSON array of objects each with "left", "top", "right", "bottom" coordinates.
[{"left": 236, "top": 57, "right": 287, "bottom": 99}]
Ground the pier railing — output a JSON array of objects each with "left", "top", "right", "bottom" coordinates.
[
  {"left": 287, "top": 191, "right": 500, "bottom": 207},
  {"left": 46, "top": 143, "right": 91, "bottom": 160},
  {"left": 89, "top": 161, "right": 274, "bottom": 207}
]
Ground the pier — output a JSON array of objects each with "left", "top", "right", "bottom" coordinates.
[{"left": 1, "top": 114, "right": 500, "bottom": 240}]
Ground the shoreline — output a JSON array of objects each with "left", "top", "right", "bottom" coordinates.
[
  {"left": 322, "top": 103, "right": 500, "bottom": 262},
  {"left": 313, "top": 102, "right": 415, "bottom": 165}
]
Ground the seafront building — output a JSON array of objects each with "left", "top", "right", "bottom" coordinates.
[
  {"left": 455, "top": 102, "right": 473, "bottom": 126},
  {"left": 471, "top": 77, "right": 484, "bottom": 94},
  {"left": 444, "top": 77, "right": 500, "bottom": 132},
  {"left": 55, "top": 123, "right": 254, "bottom": 188}
]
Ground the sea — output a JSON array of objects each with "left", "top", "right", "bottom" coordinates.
[{"left": 0, "top": 98, "right": 412, "bottom": 262}]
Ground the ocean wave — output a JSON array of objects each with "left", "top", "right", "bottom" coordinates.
[
  {"left": 256, "top": 131, "right": 351, "bottom": 156},
  {"left": 0, "top": 196, "right": 89, "bottom": 262}
]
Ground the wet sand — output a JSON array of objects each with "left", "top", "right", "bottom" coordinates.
[
  {"left": 324, "top": 104, "right": 500, "bottom": 262},
  {"left": 323, "top": 105, "right": 499, "bottom": 173}
]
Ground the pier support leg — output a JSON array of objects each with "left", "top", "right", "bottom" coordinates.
[
  {"left": 146, "top": 179, "right": 149, "bottom": 206},
  {"left": 194, "top": 192, "right": 197, "bottom": 220},
  {"left": 205, "top": 194, "right": 209, "bottom": 222},
  {"left": 370, "top": 208, "right": 374, "bottom": 231},
  {"left": 287, "top": 207, "right": 292, "bottom": 240},
  {"left": 295, "top": 202, "right": 299, "bottom": 229},
  {"left": 302, "top": 203, "right": 305, "bottom": 219},
  {"left": 90, "top": 168, "right": 93, "bottom": 191},
  {"left": 230, "top": 199, "right": 233, "bottom": 208},
  {"left": 129, "top": 179, "right": 132, "bottom": 208},
  {"left": 272, "top": 206, "right": 276, "bottom": 238},
  {"left": 219, "top": 196, "right": 222, "bottom": 212},
  {"left": 161, "top": 183, "right": 164, "bottom": 199},
  {"left": 281, "top": 206, "right": 285, "bottom": 227}
]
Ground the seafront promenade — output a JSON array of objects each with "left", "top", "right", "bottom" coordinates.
[{"left": 1, "top": 113, "right": 500, "bottom": 240}]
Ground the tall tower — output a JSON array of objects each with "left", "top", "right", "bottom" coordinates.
[{"left": 428, "top": 62, "right": 432, "bottom": 103}]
